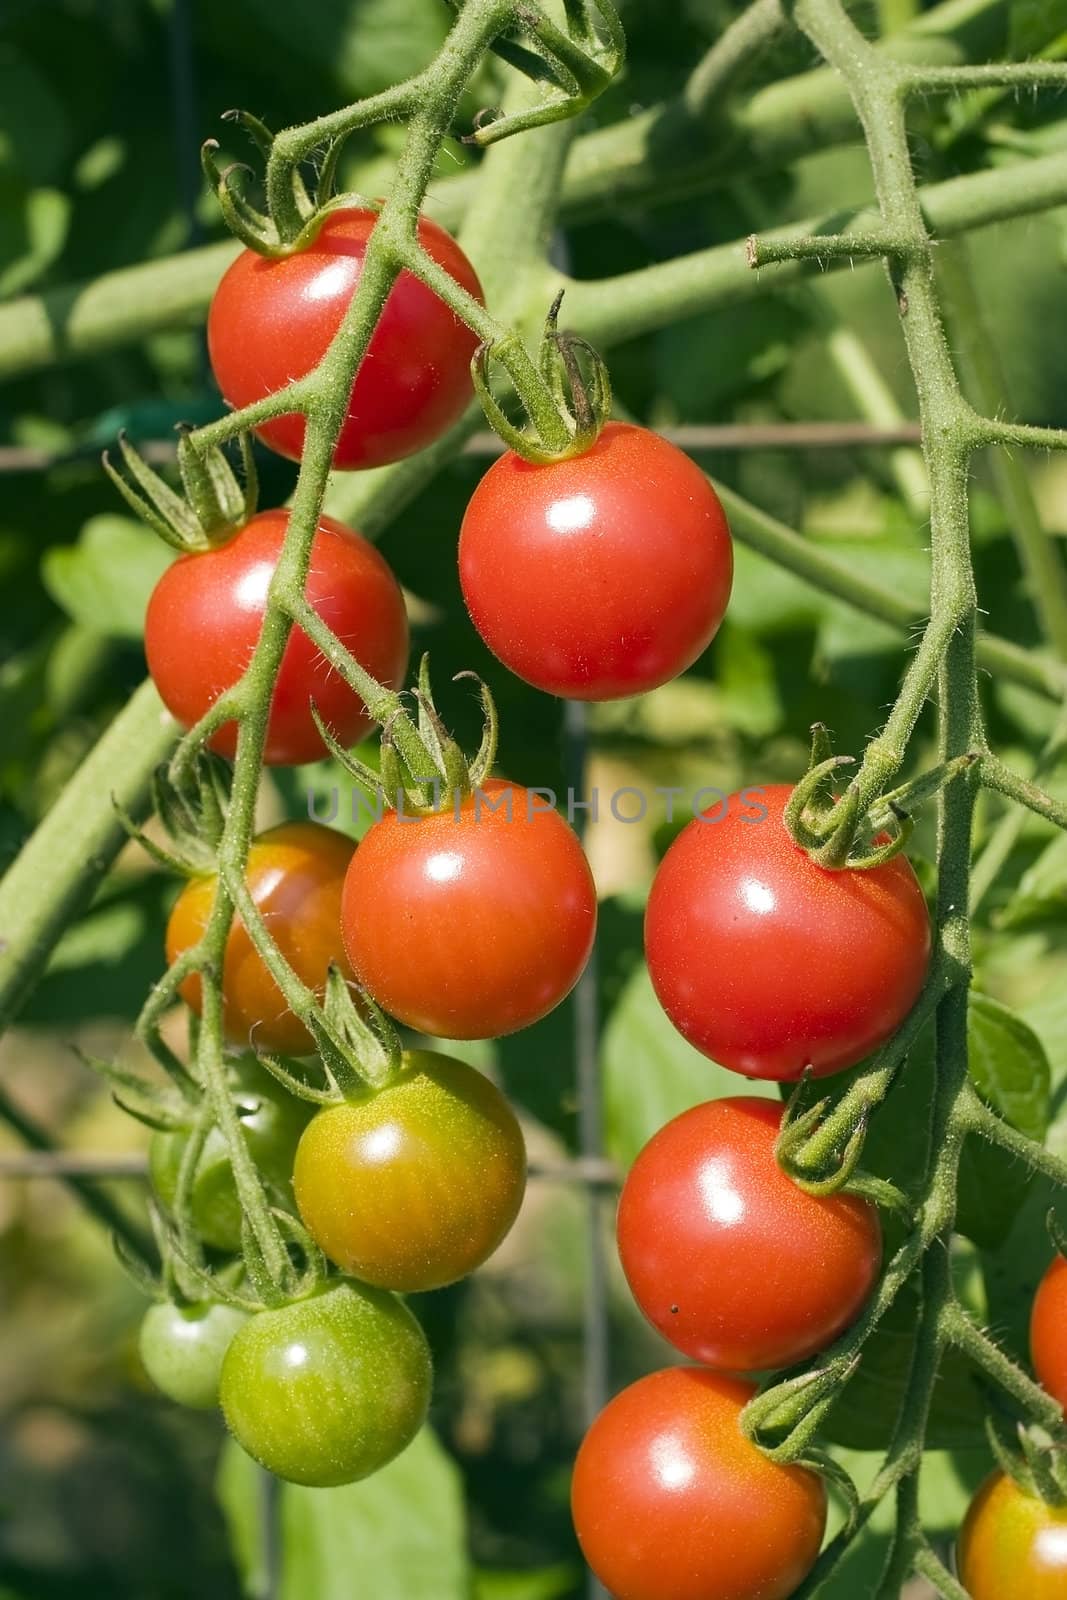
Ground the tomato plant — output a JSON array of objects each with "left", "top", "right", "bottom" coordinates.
[
  {"left": 341, "top": 781, "right": 597, "bottom": 1038},
  {"left": 165, "top": 820, "right": 354, "bottom": 1055},
  {"left": 616, "top": 1096, "right": 882, "bottom": 1371},
  {"left": 458, "top": 422, "right": 733, "bottom": 699},
  {"left": 644, "top": 783, "right": 932, "bottom": 1079},
  {"left": 219, "top": 1281, "right": 432, "bottom": 1487},
  {"left": 1031, "top": 1255, "right": 1067, "bottom": 1413},
  {"left": 958, "top": 1472, "right": 1067, "bottom": 1598},
  {"left": 207, "top": 209, "right": 484, "bottom": 470},
  {"left": 293, "top": 1049, "right": 526, "bottom": 1291},
  {"left": 145, "top": 509, "right": 409, "bottom": 765},
  {"left": 571, "top": 1367, "right": 827, "bottom": 1600},
  {"left": 149, "top": 1056, "right": 312, "bottom": 1252},
  {"left": 139, "top": 1300, "right": 248, "bottom": 1410},
  {"left": 9, "top": 0, "right": 1067, "bottom": 1593}
]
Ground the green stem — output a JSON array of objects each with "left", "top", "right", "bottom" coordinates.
[
  {"left": 940, "top": 1300, "right": 1067, "bottom": 1429},
  {"left": 937, "top": 238, "right": 1067, "bottom": 659},
  {"left": 981, "top": 752, "right": 1067, "bottom": 830},
  {"left": 0, "top": 678, "right": 176, "bottom": 1033},
  {"left": 962, "top": 1084, "right": 1067, "bottom": 1187}
]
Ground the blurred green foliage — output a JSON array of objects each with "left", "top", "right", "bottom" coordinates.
[{"left": 4, "top": 0, "right": 1067, "bottom": 1594}]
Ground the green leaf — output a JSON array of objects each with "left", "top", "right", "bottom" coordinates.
[
  {"left": 999, "top": 829, "right": 1067, "bottom": 927},
  {"left": 601, "top": 964, "right": 777, "bottom": 1167},
  {"left": 959, "top": 993, "right": 1050, "bottom": 1249},
  {"left": 966, "top": 992, "right": 1051, "bottom": 1141},
  {"left": 473, "top": 1566, "right": 577, "bottom": 1600},
  {"left": 41, "top": 516, "right": 173, "bottom": 640},
  {"left": 218, "top": 1428, "right": 470, "bottom": 1600},
  {"left": 711, "top": 623, "right": 784, "bottom": 738},
  {"left": 1009, "top": 0, "right": 1067, "bottom": 56}
]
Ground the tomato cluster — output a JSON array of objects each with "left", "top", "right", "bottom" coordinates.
[{"left": 138, "top": 192, "right": 942, "bottom": 1543}]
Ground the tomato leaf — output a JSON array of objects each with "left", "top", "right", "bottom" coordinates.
[
  {"left": 998, "top": 829, "right": 1067, "bottom": 927},
  {"left": 957, "top": 992, "right": 1051, "bottom": 1248},
  {"left": 41, "top": 516, "right": 173, "bottom": 640},
  {"left": 217, "top": 1427, "right": 469, "bottom": 1600},
  {"left": 601, "top": 964, "right": 778, "bottom": 1168}
]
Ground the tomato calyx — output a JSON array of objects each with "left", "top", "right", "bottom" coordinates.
[
  {"left": 473, "top": 291, "right": 613, "bottom": 465},
  {"left": 315, "top": 652, "right": 499, "bottom": 819},
  {"left": 787, "top": 724, "right": 981, "bottom": 869},
  {"left": 460, "top": 0, "right": 625, "bottom": 148},
  {"left": 984, "top": 1407, "right": 1067, "bottom": 1509},
  {"left": 104, "top": 427, "right": 258, "bottom": 554},
  {"left": 256, "top": 968, "right": 406, "bottom": 1108},
  {"left": 201, "top": 110, "right": 366, "bottom": 257},
  {"left": 775, "top": 1069, "right": 914, "bottom": 1217}
]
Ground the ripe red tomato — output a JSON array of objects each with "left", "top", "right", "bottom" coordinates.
[
  {"left": 458, "top": 423, "right": 733, "bottom": 700},
  {"left": 1031, "top": 1255, "right": 1067, "bottom": 1412},
  {"left": 644, "top": 783, "right": 931, "bottom": 1080},
  {"left": 293, "top": 1049, "right": 526, "bottom": 1291},
  {"left": 165, "top": 822, "right": 354, "bottom": 1056},
  {"left": 617, "top": 1097, "right": 881, "bottom": 1371},
  {"left": 145, "top": 509, "right": 408, "bottom": 766},
  {"left": 207, "top": 208, "right": 484, "bottom": 469},
  {"left": 571, "top": 1367, "right": 827, "bottom": 1600},
  {"left": 958, "top": 1472, "right": 1067, "bottom": 1598},
  {"left": 341, "top": 780, "right": 597, "bottom": 1038},
  {"left": 219, "top": 1280, "right": 431, "bottom": 1487}
]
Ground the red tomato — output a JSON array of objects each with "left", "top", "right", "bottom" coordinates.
[
  {"left": 166, "top": 821, "right": 354, "bottom": 1055},
  {"left": 145, "top": 509, "right": 408, "bottom": 765},
  {"left": 958, "top": 1472, "right": 1067, "bottom": 1598},
  {"left": 617, "top": 1097, "right": 882, "bottom": 1371},
  {"left": 207, "top": 208, "right": 484, "bottom": 469},
  {"left": 293, "top": 1049, "right": 527, "bottom": 1291},
  {"left": 458, "top": 423, "right": 733, "bottom": 699},
  {"left": 644, "top": 784, "right": 931, "bottom": 1080},
  {"left": 341, "top": 780, "right": 596, "bottom": 1039},
  {"left": 1031, "top": 1255, "right": 1067, "bottom": 1412},
  {"left": 571, "top": 1367, "right": 827, "bottom": 1600}
]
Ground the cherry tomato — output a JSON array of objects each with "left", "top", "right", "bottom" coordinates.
[
  {"left": 219, "top": 1280, "right": 431, "bottom": 1487},
  {"left": 139, "top": 1300, "right": 248, "bottom": 1410},
  {"left": 207, "top": 208, "right": 484, "bottom": 470},
  {"left": 149, "top": 1056, "right": 312, "bottom": 1252},
  {"left": 459, "top": 423, "right": 734, "bottom": 700},
  {"left": 617, "top": 1097, "right": 881, "bottom": 1371},
  {"left": 293, "top": 1049, "right": 526, "bottom": 1291},
  {"left": 165, "top": 820, "right": 354, "bottom": 1056},
  {"left": 958, "top": 1471, "right": 1067, "bottom": 1598},
  {"left": 341, "top": 780, "right": 597, "bottom": 1039},
  {"left": 571, "top": 1367, "right": 827, "bottom": 1600},
  {"left": 145, "top": 509, "right": 409, "bottom": 766},
  {"left": 1031, "top": 1255, "right": 1067, "bottom": 1412},
  {"left": 644, "top": 784, "right": 931, "bottom": 1080}
]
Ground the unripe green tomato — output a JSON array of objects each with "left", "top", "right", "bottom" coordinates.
[
  {"left": 149, "top": 1056, "right": 312, "bottom": 1252},
  {"left": 293, "top": 1050, "right": 527, "bottom": 1292},
  {"left": 219, "top": 1280, "right": 431, "bottom": 1487},
  {"left": 139, "top": 1300, "right": 249, "bottom": 1410}
]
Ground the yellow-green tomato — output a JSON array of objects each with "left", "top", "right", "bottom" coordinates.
[
  {"left": 293, "top": 1051, "right": 527, "bottom": 1292},
  {"left": 139, "top": 1301, "right": 248, "bottom": 1410},
  {"left": 219, "top": 1280, "right": 431, "bottom": 1487},
  {"left": 958, "top": 1472, "right": 1067, "bottom": 1598}
]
